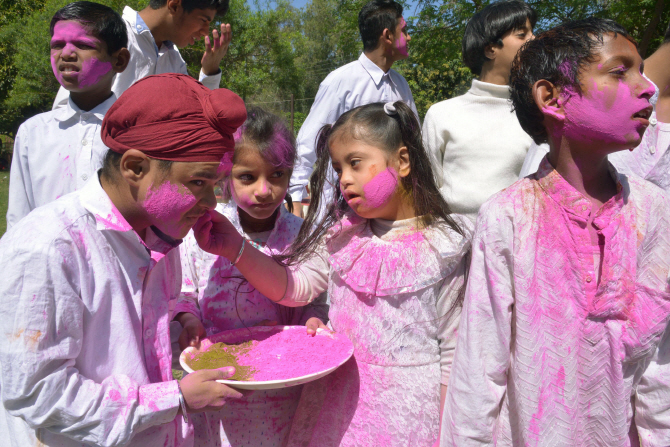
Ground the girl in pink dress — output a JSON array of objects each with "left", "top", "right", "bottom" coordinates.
[{"left": 174, "top": 107, "right": 328, "bottom": 447}]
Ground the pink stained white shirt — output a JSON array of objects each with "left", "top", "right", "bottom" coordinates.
[
  {"left": 442, "top": 157, "right": 670, "bottom": 447},
  {"left": 0, "top": 177, "right": 190, "bottom": 447},
  {"left": 7, "top": 94, "right": 116, "bottom": 229}
]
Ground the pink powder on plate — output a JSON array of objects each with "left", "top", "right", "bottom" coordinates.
[
  {"left": 200, "top": 327, "right": 354, "bottom": 381},
  {"left": 362, "top": 167, "right": 398, "bottom": 209}
]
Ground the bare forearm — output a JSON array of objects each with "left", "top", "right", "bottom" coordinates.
[{"left": 233, "top": 239, "right": 288, "bottom": 302}]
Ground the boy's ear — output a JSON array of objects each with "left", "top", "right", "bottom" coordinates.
[
  {"left": 533, "top": 80, "right": 565, "bottom": 121},
  {"left": 167, "top": 0, "right": 183, "bottom": 15},
  {"left": 396, "top": 146, "right": 410, "bottom": 178},
  {"left": 380, "top": 27, "right": 394, "bottom": 48},
  {"left": 119, "top": 149, "right": 152, "bottom": 188},
  {"left": 484, "top": 43, "right": 498, "bottom": 61},
  {"left": 112, "top": 48, "right": 131, "bottom": 74}
]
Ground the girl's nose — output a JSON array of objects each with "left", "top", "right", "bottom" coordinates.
[{"left": 255, "top": 180, "right": 271, "bottom": 198}]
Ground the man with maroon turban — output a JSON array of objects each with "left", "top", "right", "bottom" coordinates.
[{"left": 0, "top": 73, "right": 246, "bottom": 447}]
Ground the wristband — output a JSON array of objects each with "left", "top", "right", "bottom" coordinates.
[
  {"left": 177, "top": 380, "right": 189, "bottom": 423},
  {"left": 231, "top": 238, "right": 246, "bottom": 266}
]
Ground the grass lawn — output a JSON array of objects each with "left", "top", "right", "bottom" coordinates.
[{"left": 0, "top": 171, "right": 7, "bottom": 237}]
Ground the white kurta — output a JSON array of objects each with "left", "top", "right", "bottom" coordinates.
[
  {"left": 7, "top": 94, "right": 115, "bottom": 229},
  {"left": 290, "top": 53, "right": 418, "bottom": 202},
  {"left": 278, "top": 213, "right": 471, "bottom": 447},
  {"left": 175, "top": 201, "right": 329, "bottom": 447},
  {"left": 422, "top": 79, "right": 533, "bottom": 222},
  {"left": 52, "top": 6, "right": 221, "bottom": 109},
  {"left": 443, "top": 157, "right": 670, "bottom": 447},
  {"left": 0, "top": 177, "right": 189, "bottom": 447}
]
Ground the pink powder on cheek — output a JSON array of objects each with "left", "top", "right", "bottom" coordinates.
[
  {"left": 562, "top": 78, "right": 653, "bottom": 146},
  {"left": 395, "top": 18, "right": 408, "bottom": 57},
  {"left": 362, "top": 167, "right": 399, "bottom": 209},
  {"left": 143, "top": 181, "right": 198, "bottom": 235},
  {"left": 77, "top": 57, "right": 112, "bottom": 87}
]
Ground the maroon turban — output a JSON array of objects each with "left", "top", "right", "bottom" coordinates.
[{"left": 101, "top": 73, "right": 247, "bottom": 162}]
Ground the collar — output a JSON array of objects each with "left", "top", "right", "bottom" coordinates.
[
  {"left": 468, "top": 79, "right": 511, "bottom": 99},
  {"left": 359, "top": 52, "right": 390, "bottom": 87},
  {"left": 534, "top": 156, "right": 627, "bottom": 225},
  {"left": 54, "top": 93, "right": 117, "bottom": 123},
  {"left": 80, "top": 174, "right": 181, "bottom": 254}
]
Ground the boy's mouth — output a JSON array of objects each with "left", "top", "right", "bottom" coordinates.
[
  {"left": 58, "top": 63, "right": 80, "bottom": 75},
  {"left": 633, "top": 106, "right": 653, "bottom": 123}
]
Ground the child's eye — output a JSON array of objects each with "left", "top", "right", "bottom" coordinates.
[
  {"left": 238, "top": 174, "right": 254, "bottom": 181},
  {"left": 271, "top": 171, "right": 285, "bottom": 178},
  {"left": 350, "top": 160, "right": 361, "bottom": 168},
  {"left": 611, "top": 66, "right": 627, "bottom": 76},
  {"left": 191, "top": 180, "right": 205, "bottom": 187}
]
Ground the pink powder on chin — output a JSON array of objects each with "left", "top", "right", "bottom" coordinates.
[
  {"left": 224, "top": 327, "right": 352, "bottom": 381},
  {"left": 363, "top": 167, "right": 398, "bottom": 209}
]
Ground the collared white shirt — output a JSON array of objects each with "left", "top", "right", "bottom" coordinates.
[
  {"left": 443, "top": 157, "right": 670, "bottom": 446},
  {"left": 290, "top": 53, "right": 418, "bottom": 201},
  {"left": 0, "top": 177, "right": 189, "bottom": 447},
  {"left": 7, "top": 94, "right": 116, "bottom": 229},
  {"left": 52, "top": 6, "right": 221, "bottom": 109}
]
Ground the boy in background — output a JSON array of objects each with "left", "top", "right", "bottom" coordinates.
[
  {"left": 289, "top": 0, "right": 418, "bottom": 217},
  {"left": 443, "top": 18, "right": 670, "bottom": 445},
  {"left": 0, "top": 73, "right": 247, "bottom": 447},
  {"left": 422, "top": 0, "right": 535, "bottom": 222},
  {"left": 7, "top": 1, "right": 129, "bottom": 228},
  {"left": 53, "top": 0, "right": 232, "bottom": 108}
]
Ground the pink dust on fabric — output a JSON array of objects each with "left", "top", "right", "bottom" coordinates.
[
  {"left": 362, "top": 167, "right": 398, "bottom": 209},
  {"left": 205, "top": 327, "right": 353, "bottom": 381},
  {"left": 562, "top": 77, "right": 654, "bottom": 147},
  {"left": 395, "top": 17, "right": 408, "bottom": 57}
]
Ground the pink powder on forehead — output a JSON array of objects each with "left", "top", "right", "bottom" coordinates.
[
  {"left": 50, "top": 21, "right": 111, "bottom": 88},
  {"left": 363, "top": 167, "right": 399, "bottom": 209}
]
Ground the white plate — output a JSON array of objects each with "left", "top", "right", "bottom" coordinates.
[{"left": 179, "top": 325, "right": 354, "bottom": 390}]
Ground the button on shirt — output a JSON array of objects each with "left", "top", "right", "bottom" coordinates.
[
  {"left": 443, "top": 157, "right": 670, "bottom": 446},
  {"left": 52, "top": 6, "right": 222, "bottom": 109},
  {"left": 0, "top": 178, "right": 187, "bottom": 447},
  {"left": 290, "top": 53, "right": 419, "bottom": 201},
  {"left": 7, "top": 94, "right": 116, "bottom": 229}
]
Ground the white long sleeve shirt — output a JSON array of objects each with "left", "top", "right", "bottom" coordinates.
[
  {"left": 0, "top": 177, "right": 189, "bottom": 447},
  {"left": 52, "top": 6, "right": 221, "bottom": 109},
  {"left": 443, "top": 158, "right": 670, "bottom": 446},
  {"left": 7, "top": 94, "right": 116, "bottom": 229},
  {"left": 422, "top": 79, "right": 533, "bottom": 223},
  {"left": 290, "top": 53, "right": 418, "bottom": 201}
]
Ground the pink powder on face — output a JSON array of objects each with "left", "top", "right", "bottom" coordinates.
[
  {"left": 395, "top": 17, "right": 408, "bottom": 57},
  {"left": 362, "top": 167, "right": 399, "bottom": 209},
  {"left": 562, "top": 77, "right": 655, "bottom": 147},
  {"left": 50, "top": 21, "right": 111, "bottom": 88},
  {"left": 143, "top": 181, "right": 198, "bottom": 236}
]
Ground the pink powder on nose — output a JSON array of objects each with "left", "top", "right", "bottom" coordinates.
[{"left": 363, "top": 167, "right": 398, "bottom": 209}]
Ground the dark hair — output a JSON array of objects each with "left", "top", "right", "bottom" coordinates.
[
  {"left": 284, "top": 101, "right": 466, "bottom": 266},
  {"left": 149, "top": 0, "right": 229, "bottom": 16},
  {"left": 462, "top": 0, "right": 536, "bottom": 76},
  {"left": 100, "top": 150, "right": 173, "bottom": 182},
  {"left": 509, "top": 18, "right": 635, "bottom": 145},
  {"left": 222, "top": 106, "right": 297, "bottom": 210},
  {"left": 358, "top": 0, "right": 403, "bottom": 52},
  {"left": 50, "top": 1, "right": 128, "bottom": 55}
]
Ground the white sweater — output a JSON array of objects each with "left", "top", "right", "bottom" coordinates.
[{"left": 422, "top": 79, "right": 532, "bottom": 221}]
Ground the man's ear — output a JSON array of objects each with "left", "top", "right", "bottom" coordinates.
[
  {"left": 533, "top": 79, "right": 565, "bottom": 121},
  {"left": 396, "top": 146, "right": 410, "bottom": 178},
  {"left": 167, "top": 0, "right": 182, "bottom": 15},
  {"left": 484, "top": 43, "right": 498, "bottom": 61},
  {"left": 111, "top": 48, "right": 131, "bottom": 74},
  {"left": 381, "top": 27, "right": 394, "bottom": 47},
  {"left": 119, "top": 149, "right": 152, "bottom": 188}
]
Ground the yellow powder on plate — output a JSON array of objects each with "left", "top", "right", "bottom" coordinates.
[{"left": 185, "top": 341, "right": 258, "bottom": 381}]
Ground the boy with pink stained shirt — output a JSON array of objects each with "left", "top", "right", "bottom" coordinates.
[{"left": 443, "top": 19, "right": 670, "bottom": 446}]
